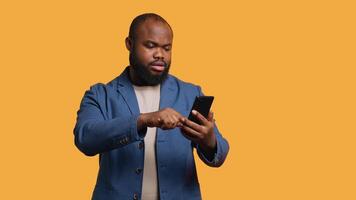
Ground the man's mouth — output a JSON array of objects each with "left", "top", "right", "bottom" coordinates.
[{"left": 150, "top": 61, "right": 166, "bottom": 73}]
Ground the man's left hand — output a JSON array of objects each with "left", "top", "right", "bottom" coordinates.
[{"left": 180, "top": 110, "right": 217, "bottom": 153}]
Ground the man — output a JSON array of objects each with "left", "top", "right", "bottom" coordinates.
[{"left": 74, "top": 13, "right": 229, "bottom": 200}]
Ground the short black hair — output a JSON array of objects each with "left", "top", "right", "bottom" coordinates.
[{"left": 128, "top": 13, "right": 173, "bottom": 40}]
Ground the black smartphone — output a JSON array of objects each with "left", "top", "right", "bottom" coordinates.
[{"left": 188, "top": 96, "right": 214, "bottom": 124}]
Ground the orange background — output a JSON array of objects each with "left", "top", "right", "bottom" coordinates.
[{"left": 1, "top": 0, "right": 355, "bottom": 199}]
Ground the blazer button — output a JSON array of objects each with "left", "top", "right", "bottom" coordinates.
[
  {"left": 135, "top": 168, "right": 142, "bottom": 174},
  {"left": 133, "top": 193, "right": 139, "bottom": 200},
  {"left": 138, "top": 141, "right": 144, "bottom": 149}
]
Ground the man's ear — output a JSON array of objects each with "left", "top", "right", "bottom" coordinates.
[{"left": 125, "top": 37, "right": 132, "bottom": 52}]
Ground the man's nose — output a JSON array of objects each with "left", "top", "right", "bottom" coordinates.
[{"left": 153, "top": 48, "right": 164, "bottom": 60}]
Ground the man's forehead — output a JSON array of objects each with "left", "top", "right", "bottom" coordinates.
[{"left": 136, "top": 20, "right": 173, "bottom": 42}]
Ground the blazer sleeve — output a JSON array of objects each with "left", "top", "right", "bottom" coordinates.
[
  {"left": 73, "top": 84, "right": 147, "bottom": 156},
  {"left": 194, "top": 86, "right": 230, "bottom": 167}
]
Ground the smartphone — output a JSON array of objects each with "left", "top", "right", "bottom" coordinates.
[{"left": 188, "top": 96, "right": 214, "bottom": 124}]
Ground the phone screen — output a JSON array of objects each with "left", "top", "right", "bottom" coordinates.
[{"left": 188, "top": 96, "right": 214, "bottom": 124}]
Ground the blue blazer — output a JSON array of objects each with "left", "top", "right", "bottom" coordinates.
[{"left": 74, "top": 67, "right": 229, "bottom": 200}]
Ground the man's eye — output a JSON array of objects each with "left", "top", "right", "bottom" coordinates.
[
  {"left": 146, "top": 43, "right": 154, "bottom": 48},
  {"left": 164, "top": 46, "right": 171, "bottom": 51}
]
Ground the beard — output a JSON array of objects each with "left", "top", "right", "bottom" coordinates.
[{"left": 129, "top": 52, "right": 170, "bottom": 86}]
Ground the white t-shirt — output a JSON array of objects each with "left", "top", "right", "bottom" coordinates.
[{"left": 133, "top": 84, "right": 160, "bottom": 200}]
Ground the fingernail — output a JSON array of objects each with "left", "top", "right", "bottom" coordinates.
[{"left": 192, "top": 110, "right": 197, "bottom": 115}]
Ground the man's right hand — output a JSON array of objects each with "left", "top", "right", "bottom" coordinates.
[{"left": 137, "top": 108, "right": 184, "bottom": 130}]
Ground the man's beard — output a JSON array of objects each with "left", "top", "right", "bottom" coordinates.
[{"left": 129, "top": 52, "right": 170, "bottom": 86}]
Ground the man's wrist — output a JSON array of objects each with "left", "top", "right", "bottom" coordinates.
[
  {"left": 200, "top": 140, "right": 216, "bottom": 154},
  {"left": 198, "top": 140, "right": 217, "bottom": 161},
  {"left": 137, "top": 113, "right": 148, "bottom": 130},
  {"left": 199, "top": 134, "right": 217, "bottom": 155}
]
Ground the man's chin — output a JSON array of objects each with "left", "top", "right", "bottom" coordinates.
[{"left": 131, "top": 63, "right": 170, "bottom": 86}]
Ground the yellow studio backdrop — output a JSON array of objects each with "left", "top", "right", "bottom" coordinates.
[{"left": 0, "top": 0, "right": 355, "bottom": 199}]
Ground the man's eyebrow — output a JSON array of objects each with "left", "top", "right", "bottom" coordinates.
[
  {"left": 146, "top": 40, "right": 171, "bottom": 47},
  {"left": 145, "top": 40, "right": 157, "bottom": 45}
]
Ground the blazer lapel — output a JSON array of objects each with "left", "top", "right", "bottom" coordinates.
[
  {"left": 116, "top": 67, "right": 140, "bottom": 116},
  {"left": 159, "top": 76, "right": 176, "bottom": 109},
  {"left": 157, "top": 76, "right": 177, "bottom": 143}
]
